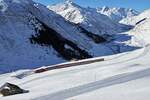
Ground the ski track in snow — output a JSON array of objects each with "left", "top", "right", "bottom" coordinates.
[
  {"left": 27, "top": 45, "right": 150, "bottom": 100},
  {"left": 34, "top": 68, "right": 150, "bottom": 100}
]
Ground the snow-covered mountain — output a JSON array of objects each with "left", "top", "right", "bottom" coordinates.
[
  {"left": 128, "top": 18, "right": 150, "bottom": 46},
  {"left": 0, "top": 0, "right": 67, "bottom": 73},
  {"left": 120, "top": 9, "right": 150, "bottom": 25},
  {"left": 119, "top": 9, "right": 150, "bottom": 47},
  {"left": 0, "top": 0, "right": 137, "bottom": 73},
  {"left": 97, "top": 6, "right": 139, "bottom": 22},
  {"left": 0, "top": 0, "right": 95, "bottom": 73},
  {"left": 48, "top": 1, "right": 132, "bottom": 35}
]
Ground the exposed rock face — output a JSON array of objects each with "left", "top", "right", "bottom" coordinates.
[{"left": 0, "top": 83, "right": 29, "bottom": 96}]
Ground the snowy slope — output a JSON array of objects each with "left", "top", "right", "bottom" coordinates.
[
  {"left": 0, "top": 0, "right": 66, "bottom": 73},
  {"left": 120, "top": 9, "right": 150, "bottom": 25},
  {"left": 48, "top": 1, "right": 131, "bottom": 35},
  {"left": 0, "top": 0, "right": 95, "bottom": 73},
  {"left": 127, "top": 18, "right": 150, "bottom": 47},
  {"left": 0, "top": 44, "right": 150, "bottom": 100},
  {"left": 121, "top": 10, "right": 150, "bottom": 46},
  {"left": 97, "top": 6, "right": 139, "bottom": 22}
]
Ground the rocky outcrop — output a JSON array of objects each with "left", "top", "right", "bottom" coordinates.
[{"left": 0, "top": 83, "right": 29, "bottom": 96}]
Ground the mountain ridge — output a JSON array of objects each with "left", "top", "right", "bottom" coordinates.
[{"left": 97, "top": 6, "right": 139, "bottom": 22}]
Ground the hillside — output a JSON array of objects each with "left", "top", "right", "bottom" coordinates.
[
  {"left": 0, "top": 0, "right": 137, "bottom": 73},
  {"left": 120, "top": 9, "right": 150, "bottom": 25}
]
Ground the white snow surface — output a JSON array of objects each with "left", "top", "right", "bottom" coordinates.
[
  {"left": 125, "top": 18, "right": 150, "bottom": 47},
  {"left": 0, "top": 44, "right": 150, "bottom": 100}
]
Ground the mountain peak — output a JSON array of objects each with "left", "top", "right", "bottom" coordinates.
[
  {"left": 65, "top": 0, "right": 73, "bottom": 4},
  {"left": 101, "top": 6, "right": 109, "bottom": 12},
  {"left": 63, "top": 0, "right": 82, "bottom": 9},
  {"left": 48, "top": 1, "right": 84, "bottom": 24}
]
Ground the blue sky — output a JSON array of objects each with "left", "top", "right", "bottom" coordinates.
[{"left": 34, "top": 0, "right": 150, "bottom": 12}]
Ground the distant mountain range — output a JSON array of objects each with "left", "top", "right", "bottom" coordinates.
[{"left": 97, "top": 6, "right": 139, "bottom": 22}]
